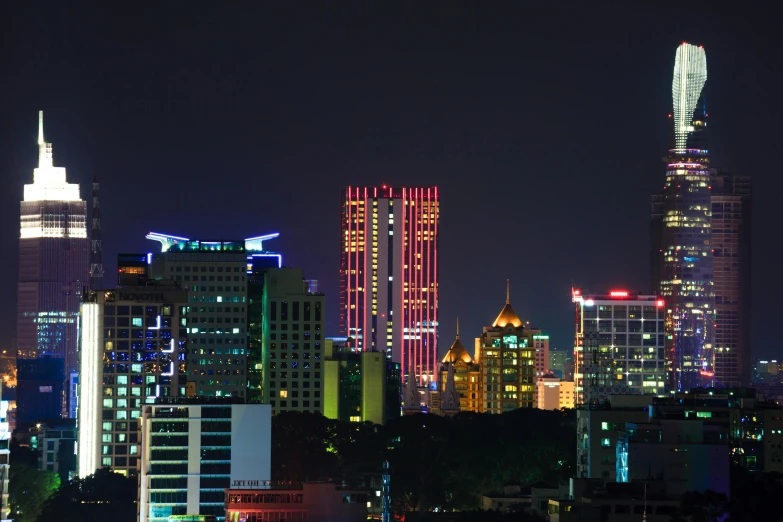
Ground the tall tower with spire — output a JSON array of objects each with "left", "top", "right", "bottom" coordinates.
[
  {"left": 17, "top": 111, "right": 89, "bottom": 410},
  {"left": 651, "top": 44, "right": 715, "bottom": 392}
]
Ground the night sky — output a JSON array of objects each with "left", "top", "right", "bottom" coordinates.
[{"left": 2, "top": 3, "right": 781, "bottom": 360}]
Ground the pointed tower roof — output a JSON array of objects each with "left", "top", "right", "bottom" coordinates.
[
  {"left": 492, "top": 279, "right": 523, "bottom": 328},
  {"left": 442, "top": 317, "right": 472, "bottom": 364},
  {"left": 24, "top": 111, "right": 81, "bottom": 204},
  {"left": 441, "top": 362, "right": 460, "bottom": 415},
  {"left": 402, "top": 364, "right": 420, "bottom": 413}
]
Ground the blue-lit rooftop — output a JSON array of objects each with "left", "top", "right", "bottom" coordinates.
[
  {"left": 146, "top": 232, "right": 279, "bottom": 253},
  {"left": 146, "top": 232, "right": 283, "bottom": 268}
]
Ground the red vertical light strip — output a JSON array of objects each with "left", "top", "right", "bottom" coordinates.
[
  {"left": 409, "top": 187, "right": 415, "bottom": 383},
  {"left": 402, "top": 188, "right": 409, "bottom": 381},
  {"left": 411, "top": 187, "right": 416, "bottom": 385},
  {"left": 364, "top": 186, "right": 369, "bottom": 352},
  {"left": 355, "top": 187, "right": 360, "bottom": 350},
  {"left": 415, "top": 187, "right": 421, "bottom": 386},
  {"left": 409, "top": 187, "right": 415, "bottom": 384},
  {"left": 346, "top": 187, "right": 351, "bottom": 344},
  {"left": 433, "top": 186, "right": 439, "bottom": 384},
  {"left": 416, "top": 189, "right": 425, "bottom": 386},
  {"left": 426, "top": 187, "right": 431, "bottom": 385}
]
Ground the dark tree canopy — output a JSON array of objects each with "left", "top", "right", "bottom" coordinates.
[
  {"left": 37, "top": 468, "right": 136, "bottom": 522},
  {"left": 271, "top": 408, "right": 576, "bottom": 515}
]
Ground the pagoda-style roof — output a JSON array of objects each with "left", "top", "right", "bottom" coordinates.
[
  {"left": 442, "top": 336, "right": 472, "bottom": 364},
  {"left": 492, "top": 279, "right": 524, "bottom": 328},
  {"left": 492, "top": 302, "right": 523, "bottom": 328}
]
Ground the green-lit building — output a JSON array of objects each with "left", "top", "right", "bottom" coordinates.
[{"left": 323, "top": 338, "right": 401, "bottom": 425}]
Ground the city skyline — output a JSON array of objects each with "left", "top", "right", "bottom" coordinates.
[{"left": 1, "top": 4, "right": 781, "bottom": 364}]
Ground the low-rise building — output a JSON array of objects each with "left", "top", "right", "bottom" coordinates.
[
  {"left": 30, "top": 419, "right": 76, "bottom": 481},
  {"left": 138, "top": 399, "right": 271, "bottom": 522},
  {"left": 616, "top": 419, "right": 729, "bottom": 497},
  {"left": 323, "top": 339, "right": 401, "bottom": 425},
  {"left": 537, "top": 377, "right": 575, "bottom": 410},
  {"left": 479, "top": 484, "right": 531, "bottom": 512},
  {"left": 579, "top": 388, "right": 783, "bottom": 481},
  {"left": 577, "top": 395, "right": 654, "bottom": 480},
  {"left": 225, "top": 483, "right": 369, "bottom": 522},
  {"left": 548, "top": 480, "right": 678, "bottom": 522}
]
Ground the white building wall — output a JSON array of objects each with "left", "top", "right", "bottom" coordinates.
[
  {"left": 77, "top": 301, "right": 102, "bottom": 478},
  {"left": 230, "top": 404, "right": 272, "bottom": 484}
]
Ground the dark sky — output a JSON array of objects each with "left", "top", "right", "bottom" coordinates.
[{"left": 1, "top": 2, "right": 781, "bottom": 360}]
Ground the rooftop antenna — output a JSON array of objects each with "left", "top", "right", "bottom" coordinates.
[
  {"left": 37, "top": 110, "right": 53, "bottom": 168},
  {"left": 89, "top": 176, "right": 104, "bottom": 290}
]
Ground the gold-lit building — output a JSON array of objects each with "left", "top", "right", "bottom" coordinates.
[
  {"left": 438, "top": 284, "right": 542, "bottom": 414},
  {"left": 440, "top": 322, "right": 481, "bottom": 413},
  {"left": 475, "top": 285, "right": 537, "bottom": 412}
]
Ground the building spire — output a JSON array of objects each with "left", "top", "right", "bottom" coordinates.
[
  {"left": 37, "top": 110, "right": 53, "bottom": 168},
  {"left": 441, "top": 362, "right": 460, "bottom": 416},
  {"left": 402, "top": 364, "right": 420, "bottom": 414},
  {"left": 456, "top": 317, "right": 459, "bottom": 339},
  {"left": 506, "top": 279, "right": 511, "bottom": 304}
]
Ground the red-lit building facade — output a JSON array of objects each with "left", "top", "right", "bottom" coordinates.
[
  {"left": 226, "top": 483, "right": 369, "bottom": 522},
  {"left": 572, "top": 290, "right": 667, "bottom": 405},
  {"left": 340, "top": 186, "right": 439, "bottom": 386}
]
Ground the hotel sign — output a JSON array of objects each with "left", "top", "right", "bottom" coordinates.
[{"left": 232, "top": 480, "right": 271, "bottom": 487}]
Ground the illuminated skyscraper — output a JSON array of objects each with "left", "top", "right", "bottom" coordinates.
[
  {"left": 340, "top": 186, "right": 439, "bottom": 386},
  {"left": 17, "top": 112, "right": 89, "bottom": 383},
  {"left": 651, "top": 43, "right": 715, "bottom": 392}
]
